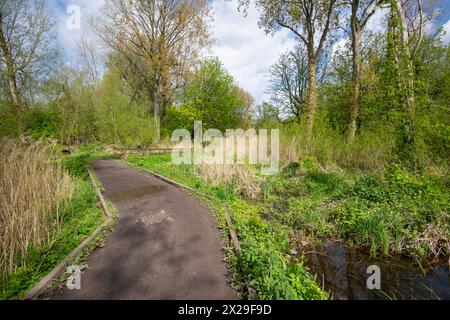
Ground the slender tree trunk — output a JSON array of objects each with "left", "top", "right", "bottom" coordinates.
[
  {"left": 153, "top": 88, "right": 160, "bottom": 144},
  {"left": 0, "top": 14, "right": 24, "bottom": 138},
  {"left": 306, "top": 54, "right": 317, "bottom": 139},
  {"left": 393, "top": 0, "right": 417, "bottom": 161},
  {"left": 394, "top": 0, "right": 415, "bottom": 108},
  {"left": 348, "top": 21, "right": 361, "bottom": 143}
]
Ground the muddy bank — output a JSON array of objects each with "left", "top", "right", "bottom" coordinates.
[{"left": 300, "top": 239, "right": 449, "bottom": 300}]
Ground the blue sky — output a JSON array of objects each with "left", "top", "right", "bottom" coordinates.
[
  {"left": 436, "top": 0, "right": 450, "bottom": 25},
  {"left": 48, "top": 0, "right": 450, "bottom": 104}
]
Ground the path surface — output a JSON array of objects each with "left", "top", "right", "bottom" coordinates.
[{"left": 51, "top": 159, "right": 237, "bottom": 300}]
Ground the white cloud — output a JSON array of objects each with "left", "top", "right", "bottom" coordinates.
[
  {"left": 365, "top": 7, "right": 389, "bottom": 34},
  {"left": 210, "top": 0, "right": 296, "bottom": 105},
  {"left": 442, "top": 19, "right": 450, "bottom": 44},
  {"left": 54, "top": 0, "right": 105, "bottom": 63}
]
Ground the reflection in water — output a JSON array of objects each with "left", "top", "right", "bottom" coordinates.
[{"left": 300, "top": 239, "right": 449, "bottom": 300}]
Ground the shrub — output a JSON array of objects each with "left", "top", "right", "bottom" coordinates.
[
  {"left": 94, "top": 66, "right": 157, "bottom": 147},
  {"left": 24, "top": 107, "right": 60, "bottom": 140},
  {"left": 0, "top": 103, "right": 18, "bottom": 139},
  {"left": 162, "top": 103, "right": 202, "bottom": 137},
  {"left": 299, "top": 156, "right": 319, "bottom": 172}
]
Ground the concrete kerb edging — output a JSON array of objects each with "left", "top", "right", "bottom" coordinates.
[{"left": 22, "top": 168, "right": 114, "bottom": 300}]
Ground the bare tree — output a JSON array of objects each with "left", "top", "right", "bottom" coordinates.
[
  {"left": 346, "top": 0, "right": 378, "bottom": 142},
  {"left": 0, "top": 0, "right": 56, "bottom": 137},
  {"left": 269, "top": 44, "right": 328, "bottom": 120},
  {"left": 91, "top": 0, "right": 212, "bottom": 140},
  {"left": 238, "top": 0, "right": 340, "bottom": 138},
  {"left": 76, "top": 36, "right": 102, "bottom": 84}
]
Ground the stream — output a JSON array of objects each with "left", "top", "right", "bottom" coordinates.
[{"left": 300, "top": 239, "right": 449, "bottom": 300}]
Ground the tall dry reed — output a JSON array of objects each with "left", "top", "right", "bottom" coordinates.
[
  {"left": 198, "top": 163, "right": 262, "bottom": 200},
  {"left": 0, "top": 139, "right": 74, "bottom": 282}
]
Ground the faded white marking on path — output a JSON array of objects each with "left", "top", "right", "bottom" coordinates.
[{"left": 137, "top": 210, "right": 174, "bottom": 226}]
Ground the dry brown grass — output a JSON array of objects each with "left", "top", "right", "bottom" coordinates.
[
  {"left": 414, "top": 223, "right": 450, "bottom": 258},
  {"left": 0, "top": 139, "right": 74, "bottom": 281},
  {"left": 198, "top": 163, "right": 262, "bottom": 200}
]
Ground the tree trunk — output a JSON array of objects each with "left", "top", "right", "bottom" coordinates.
[
  {"left": 348, "top": 21, "right": 361, "bottom": 143},
  {"left": 394, "top": 0, "right": 415, "bottom": 108},
  {"left": 153, "top": 89, "right": 160, "bottom": 144},
  {"left": 0, "top": 14, "right": 24, "bottom": 138},
  {"left": 393, "top": 0, "right": 417, "bottom": 161},
  {"left": 306, "top": 55, "right": 317, "bottom": 139}
]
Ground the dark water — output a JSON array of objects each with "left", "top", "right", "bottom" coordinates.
[{"left": 301, "top": 239, "right": 449, "bottom": 300}]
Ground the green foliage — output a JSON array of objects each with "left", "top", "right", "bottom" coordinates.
[
  {"left": 24, "top": 107, "right": 60, "bottom": 139},
  {"left": 43, "top": 71, "right": 99, "bottom": 145},
  {"left": 422, "top": 122, "right": 450, "bottom": 166},
  {"left": 231, "top": 199, "right": 325, "bottom": 299},
  {"left": 1, "top": 65, "right": 158, "bottom": 147},
  {"left": 299, "top": 156, "right": 319, "bottom": 172},
  {"left": 0, "top": 102, "right": 18, "bottom": 139},
  {"left": 279, "top": 121, "right": 393, "bottom": 172},
  {"left": 255, "top": 102, "right": 280, "bottom": 129},
  {"left": 163, "top": 103, "right": 202, "bottom": 137},
  {"left": 317, "top": 24, "right": 449, "bottom": 172},
  {"left": 94, "top": 67, "right": 156, "bottom": 147},
  {"left": 261, "top": 160, "right": 449, "bottom": 258},
  {"left": 416, "top": 44, "right": 450, "bottom": 168},
  {"left": 180, "top": 58, "right": 253, "bottom": 132}
]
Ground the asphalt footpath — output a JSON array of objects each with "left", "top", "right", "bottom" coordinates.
[{"left": 51, "top": 159, "right": 238, "bottom": 300}]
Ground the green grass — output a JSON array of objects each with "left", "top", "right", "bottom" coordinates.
[
  {"left": 126, "top": 154, "right": 328, "bottom": 300},
  {"left": 0, "top": 147, "right": 113, "bottom": 299},
  {"left": 265, "top": 161, "right": 449, "bottom": 258},
  {"left": 332, "top": 166, "right": 449, "bottom": 256}
]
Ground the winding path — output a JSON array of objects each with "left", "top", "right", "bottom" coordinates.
[{"left": 51, "top": 159, "right": 237, "bottom": 300}]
